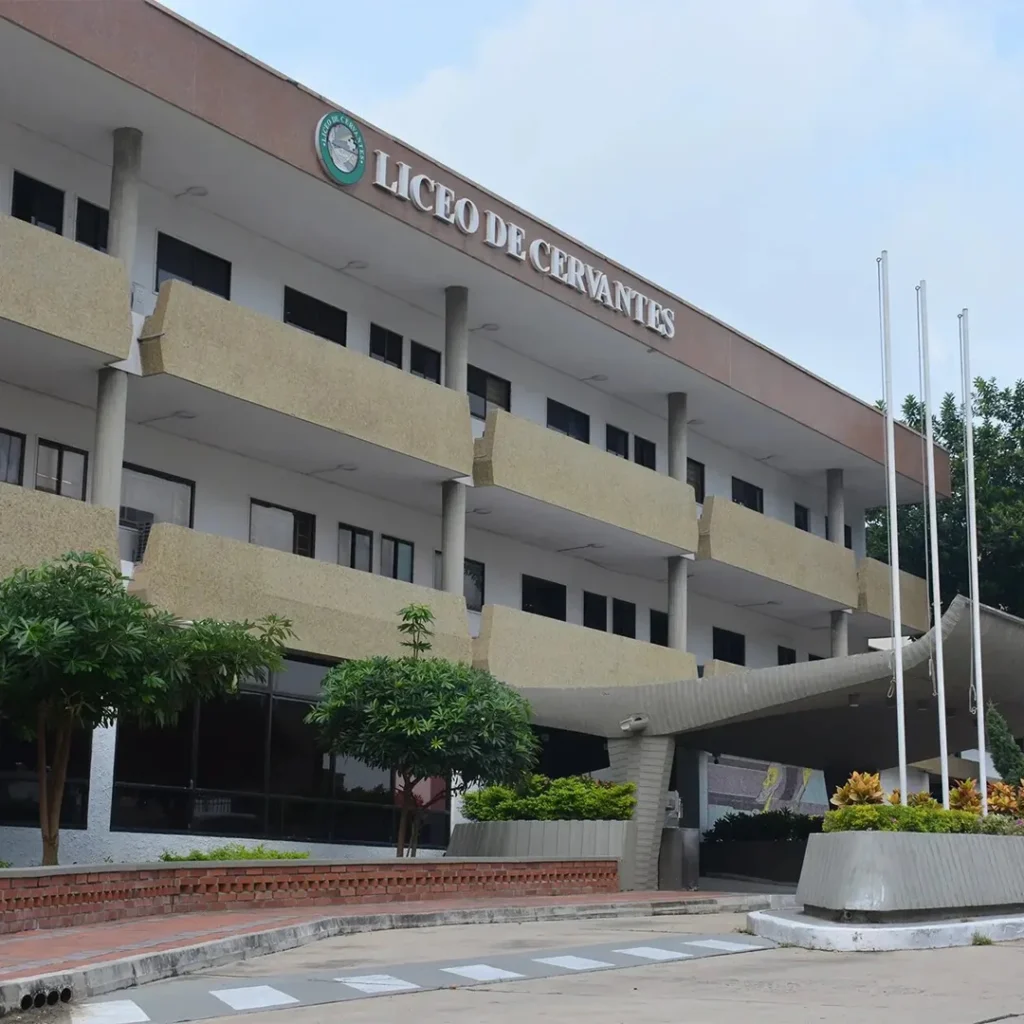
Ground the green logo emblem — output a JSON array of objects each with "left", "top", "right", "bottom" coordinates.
[{"left": 315, "top": 111, "right": 366, "bottom": 186}]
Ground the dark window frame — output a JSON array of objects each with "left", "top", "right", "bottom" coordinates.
[
  {"left": 521, "top": 574, "right": 567, "bottom": 621},
  {"left": 249, "top": 498, "right": 316, "bottom": 558},
  {"left": 369, "top": 323, "right": 403, "bottom": 368},
  {"left": 338, "top": 521, "right": 374, "bottom": 573},
  {"left": 633, "top": 435, "right": 656, "bottom": 471},
  {"left": 650, "top": 609, "right": 669, "bottom": 647},
  {"left": 122, "top": 462, "right": 196, "bottom": 528},
  {"left": 381, "top": 534, "right": 415, "bottom": 583},
  {"left": 778, "top": 645, "right": 797, "bottom": 666},
  {"left": 546, "top": 399, "right": 590, "bottom": 443},
  {"left": 467, "top": 365, "right": 512, "bottom": 421},
  {"left": 283, "top": 286, "right": 347, "bottom": 347},
  {"left": 36, "top": 437, "right": 88, "bottom": 501},
  {"left": 0, "top": 427, "right": 26, "bottom": 486},
  {"left": 409, "top": 340, "right": 442, "bottom": 384},
  {"left": 11, "top": 170, "right": 64, "bottom": 233},
  {"left": 606, "top": 425, "right": 629, "bottom": 459},
  {"left": 713, "top": 626, "right": 746, "bottom": 666},
  {"left": 75, "top": 197, "right": 109, "bottom": 252},
  {"left": 794, "top": 503, "right": 810, "bottom": 532},
  {"left": 583, "top": 591, "right": 608, "bottom": 631},
  {"left": 731, "top": 476, "right": 764, "bottom": 514},
  {"left": 687, "top": 458, "right": 706, "bottom": 504},
  {"left": 156, "top": 231, "right": 232, "bottom": 299},
  {"left": 612, "top": 598, "right": 637, "bottom": 639},
  {"left": 431, "top": 552, "right": 486, "bottom": 612}
]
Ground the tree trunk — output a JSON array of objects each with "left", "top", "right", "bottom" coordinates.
[
  {"left": 409, "top": 813, "right": 421, "bottom": 858},
  {"left": 37, "top": 711, "right": 73, "bottom": 867},
  {"left": 36, "top": 707, "right": 54, "bottom": 866},
  {"left": 395, "top": 779, "right": 419, "bottom": 858},
  {"left": 396, "top": 804, "right": 409, "bottom": 859}
]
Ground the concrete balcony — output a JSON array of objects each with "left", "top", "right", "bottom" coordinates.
[
  {"left": 135, "top": 281, "right": 473, "bottom": 490},
  {"left": 472, "top": 604, "right": 697, "bottom": 689},
  {"left": 130, "top": 523, "right": 472, "bottom": 663},
  {"left": 472, "top": 410, "right": 698, "bottom": 578},
  {"left": 0, "top": 483, "right": 119, "bottom": 579},
  {"left": 856, "top": 557, "right": 930, "bottom": 635}
]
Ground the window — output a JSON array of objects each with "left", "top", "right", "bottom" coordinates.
[
  {"left": 156, "top": 232, "right": 231, "bottom": 299},
  {"left": 606, "top": 425, "right": 629, "bottom": 459},
  {"left": 826, "top": 518, "right": 855, "bottom": 550},
  {"left": 634, "top": 436, "right": 656, "bottom": 471},
  {"left": 583, "top": 591, "right": 607, "bottom": 631},
  {"left": 369, "top": 323, "right": 403, "bottom": 368},
  {"left": 794, "top": 504, "right": 810, "bottom": 532},
  {"left": 35, "top": 439, "right": 87, "bottom": 500},
  {"left": 11, "top": 171, "right": 63, "bottom": 233},
  {"left": 249, "top": 499, "right": 315, "bottom": 558},
  {"left": 339, "top": 522, "right": 373, "bottom": 573},
  {"left": 0, "top": 428, "right": 25, "bottom": 485},
  {"left": 467, "top": 365, "right": 511, "bottom": 421},
  {"left": 687, "top": 458, "right": 706, "bottom": 504},
  {"left": 713, "top": 626, "right": 746, "bottom": 666},
  {"left": 650, "top": 609, "right": 669, "bottom": 647},
  {"left": 778, "top": 645, "right": 797, "bottom": 666},
  {"left": 75, "top": 198, "right": 108, "bottom": 252},
  {"left": 119, "top": 464, "right": 194, "bottom": 563},
  {"left": 283, "top": 287, "right": 347, "bottom": 346},
  {"left": 547, "top": 399, "right": 590, "bottom": 443},
  {"left": 732, "top": 477, "right": 764, "bottom": 513},
  {"left": 612, "top": 599, "right": 637, "bottom": 639},
  {"left": 381, "top": 534, "right": 414, "bottom": 582},
  {"left": 809, "top": 654, "right": 824, "bottom": 662},
  {"left": 431, "top": 553, "right": 486, "bottom": 612},
  {"left": 522, "top": 574, "right": 566, "bottom": 621},
  {"left": 410, "top": 341, "right": 441, "bottom": 383}
]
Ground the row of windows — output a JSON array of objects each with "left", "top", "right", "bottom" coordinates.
[
  {"left": 0, "top": 428, "right": 88, "bottom": 499},
  {"left": 714, "top": 628, "right": 824, "bottom": 670}
]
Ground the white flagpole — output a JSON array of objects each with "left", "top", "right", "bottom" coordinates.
[
  {"left": 879, "top": 251, "right": 908, "bottom": 803},
  {"left": 918, "top": 281, "right": 949, "bottom": 809},
  {"left": 959, "top": 308, "right": 987, "bottom": 813}
]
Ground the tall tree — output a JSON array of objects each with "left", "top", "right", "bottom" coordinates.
[
  {"left": 866, "top": 378, "right": 1024, "bottom": 617},
  {"left": 0, "top": 552, "right": 292, "bottom": 864}
]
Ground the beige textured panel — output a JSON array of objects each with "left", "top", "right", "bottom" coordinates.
[
  {"left": 698, "top": 495, "right": 859, "bottom": 607},
  {"left": 0, "top": 483, "right": 120, "bottom": 578},
  {"left": 141, "top": 280, "right": 474, "bottom": 476},
  {"left": 857, "top": 557, "right": 930, "bottom": 633},
  {"left": 701, "top": 659, "right": 748, "bottom": 678},
  {"left": 473, "top": 604, "right": 697, "bottom": 689},
  {"left": 0, "top": 213, "right": 132, "bottom": 360},
  {"left": 130, "top": 524, "right": 471, "bottom": 663},
  {"left": 474, "top": 410, "right": 698, "bottom": 550}
]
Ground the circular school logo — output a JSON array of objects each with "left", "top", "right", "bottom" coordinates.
[{"left": 315, "top": 112, "right": 366, "bottom": 186}]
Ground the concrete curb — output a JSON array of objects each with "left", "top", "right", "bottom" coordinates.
[{"left": 2, "top": 893, "right": 796, "bottom": 1012}]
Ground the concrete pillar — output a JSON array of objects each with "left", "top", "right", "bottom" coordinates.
[
  {"left": 667, "top": 392, "right": 689, "bottom": 651},
  {"left": 85, "top": 723, "right": 118, "bottom": 839},
  {"left": 108, "top": 127, "right": 143, "bottom": 269},
  {"left": 827, "top": 468, "right": 849, "bottom": 658},
  {"left": 441, "top": 286, "right": 469, "bottom": 595},
  {"left": 608, "top": 734, "right": 674, "bottom": 890}
]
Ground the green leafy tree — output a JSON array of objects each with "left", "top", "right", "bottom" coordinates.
[
  {"left": 867, "top": 378, "right": 1024, "bottom": 617},
  {"left": 307, "top": 604, "right": 537, "bottom": 856},
  {"left": 0, "top": 551, "right": 292, "bottom": 865},
  {"left": 986, "top": 703, "right": 1024, "bottom": 786}
]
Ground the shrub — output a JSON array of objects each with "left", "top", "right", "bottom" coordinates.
[
  {"left": 987, "top": 703, "right": 1024, "bottom": 787},
  {"left": 887, "top": 790, "right": 939, "bottom": 808},
  {"left": 950, "top": 779, "right": 982, "bottom": 813},
  {"left": 830, "top": 771, "right": 884, "bottom": 807},
  {"left": 702, "top": 809, "right": 822, "bottom": 844},
  {"left": 988, "top": 781, "right": 1018, "bottom": 815},
  {"left": 461, "top": 775, "right": 636, "bottom": 822},
  {"left": 159, "top": 843, "right": 310, "bottom": 862},
  {"left": 980, "top": 815, "right": 1024, "bottom": 836},
  {"left": 824, "top": 805, "right": 980, "bottom": 833}
]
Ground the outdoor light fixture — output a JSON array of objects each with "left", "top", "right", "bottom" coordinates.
[{"left": 619, "top": 714, "right": 649, "bottom": 735}]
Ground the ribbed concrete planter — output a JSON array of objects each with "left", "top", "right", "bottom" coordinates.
[
  {"left": 798, "top": 832, "right": 1024, "bottom": 921},
  {"left": 701, "top": 839, "right": 808, "bottom": 884}
]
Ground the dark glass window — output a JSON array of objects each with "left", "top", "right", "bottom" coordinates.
[
  {"left": 713, "top": 627, "right": 746, "bottom": 666},
  {"left": 612, "top": 599, "right": 637, "bottom": 639},
  {"left": 650, "top": 609, "right": 669, "bottom": 647},
  {"left": 634, "top": 436, "right": 656, "bottom": 471},
  {"left": 75, "top": 198, "right": 109, "bottom": 252},
  {"left": 0, "top": 428, "right": 25, "bottom": 485},
  {"left": 687, "top": 458, "right": 706, "bottom": 503},
  {"left": 35, "top": 439, "right": 87, "bottom": 500},
  {"left": 283, "top": 287, "right": 347, "bottom": 346},
  {"left": 547, "top": 399, "right": 590, "bottom": 443},
  {"left": 809, "top": 654, "right": 824, "bottom": 662},
  {"left": 826, "top": 518, "right": 855, "bottom": 550},
  {"left": 250, "top": 499, "right": 315, "bottom": 558},
  {"left": 732, "top": 477, "right": 764, "bottom": 513},
  {"left": 410, "top": 341, "right": 441, "bottom": 384},
  {"left": 369, "top": 324, "right": 403, "bottom": 368},
  {"left": 381, "top": 535, "right": 414, "bottom": 583},
  {"left": 583, "top": 591, "right": 607, "bottom": 631},
  {"left": 522, "top": 574, "right": 567, "bottom": 621},
  {"left": 794, "top": 504, "right": 810, "bottom": 532},
  {"left": 120, "top": 464, "right": 194, "bottom": 563},
  {"left": 467, "top": 365, "right": 511, "bottom": 421},
  {"left": 156, "top": 233, "right": 231, "bottom": 298},
  {"left": 11, "top": 171, "right": 63, "bottom": 233},
  {"left": 432, "top": 552, "right": 485, "bottom": 611},
  {"left": 339, "top": 522, "right": 373, "bottom": 573},
  {"left": 606, "top": 425, "right": 629, "bottom": 459},
  {"left": 778, "top": 645, "right": 797, "bottom": 666}
]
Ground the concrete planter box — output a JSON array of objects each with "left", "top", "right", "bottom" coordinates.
[
  {"left": 798, "top": 831, "right": 1024, "bottom": 921},
  {"left": 448, "top": 820, "right": 631, "bottom": 872},
  {"left": 701, "top": 839, "right": 808, "bottom": 884}
]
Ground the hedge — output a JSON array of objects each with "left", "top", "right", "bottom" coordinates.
[
  {"left": 461, "top": 774, "right": 636, "bottom": 822},
  {"left": 702, "top": 809, "right": 822, "bottom": 843},
  {"left": 823, "top": 805, "right": 982, "bottom": 833},
  {"left": 159, "top": 843, "right": 310, "bottom": 861}
]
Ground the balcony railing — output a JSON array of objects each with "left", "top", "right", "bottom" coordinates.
[{"left": 857, "top": 557, "right": 930, "bottom": 634}]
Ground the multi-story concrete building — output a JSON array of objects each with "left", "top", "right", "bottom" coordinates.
[{"left": 0, "top": 1, "right": 943, "bottom": 866}]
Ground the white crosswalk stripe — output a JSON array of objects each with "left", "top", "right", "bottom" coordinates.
[
  {"left": 442, "top": 964, "right": 524, "bottom": 981},
  {"left": 71, "top": 1001, "right": 151, "bottom": 1024},
  {"left": 336, "top": 974, "right": 421, "bottom": 994},
  {"left": 209, "top": 985, "right": 300, "bottom": 1011},
  {"left": 614, "top": 946, "right": 694, "bottom": 962},
  {"left": 534, "top": 955, "right": 615, "bottom": 971},
  {"left": 685, "top": 939, "right": 765, "bottom": 953}
]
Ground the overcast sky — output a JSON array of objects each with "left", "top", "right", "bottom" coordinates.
[{"left": 163, "top": 0, "right": 1024, "bottom": 409}]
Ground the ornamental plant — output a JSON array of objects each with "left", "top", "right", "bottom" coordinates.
[
  {"left": 887, "top": 790, "right": 939, "bottom": 808},
  {"left": 824, "top": 805, "right": 980, "bottom": 833},
  {"left": 701, "top": 809, "right": 821, "bottom": 844},
  {"left": 987, "top": 703, "right": 1024, "bottom": 787},
  {"left": 462, "top": 774, "right": 636, "bottom": 822},
  {"left": 987, "top": 781, "right": 1018, "bottom": 816},
  {"left": 950, "top": 778, "right": 982, "bottom": 813},
  {"left": 830, "top": 771, "right": 884, "bottom": 807}
]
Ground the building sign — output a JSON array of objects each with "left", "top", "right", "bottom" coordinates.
[{"left": 315, "top": 112, "right": 366, "bottom": 186}]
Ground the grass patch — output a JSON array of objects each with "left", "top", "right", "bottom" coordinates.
[
  {"left": 159, "top": 843, "right": 309, "bottom": 862},
  {"left": 734, "top": 926, "right": 755, "bottom": 935},
  {"left": 971, "top": 932, "right": 994, "bottom": 946}
]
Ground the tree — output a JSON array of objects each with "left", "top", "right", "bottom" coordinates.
[
  {"left": 307, "top": 604, "right": 537, "bottom": 856},
  {"left": 866, "top": 378, "right": 1024, "bottom": 617},
  {"left": 986, "top": 703, "right": 1024, "bottom": 786},
  {"left": 0, "top": 552, "right": 292, "bottom": 865}
]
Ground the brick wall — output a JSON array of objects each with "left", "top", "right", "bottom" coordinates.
[{"left": 0, "top": 858, "right": 619, "bottom": 935}]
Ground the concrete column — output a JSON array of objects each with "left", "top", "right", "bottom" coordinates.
[
  {"left": 667, "top": 393, "right": 689, "bottom": 651},
  {"left": 108, "top": 127, "right": 143, "bottom": 269},
  {"left": 85, "top": 723, "right": 118, "bottom": 839},
  {"left": 441, "top": 286, "right": 469, "bottom": 595},
  {"left": 826, "top": 468, "right": 849, "bottom": 658}
]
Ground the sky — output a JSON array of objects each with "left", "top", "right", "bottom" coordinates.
[{"left": 162, "top": 0, "right": 1024, "bottom": 409}]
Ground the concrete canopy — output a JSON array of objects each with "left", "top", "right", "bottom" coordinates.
[{"left": 523, "top": 596, "right": 1024, "bottom": 775}]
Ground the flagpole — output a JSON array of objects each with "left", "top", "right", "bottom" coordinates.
[
  {"left": 879, "top": 251, "right": 908, "bottom": 803},
  {"left": 959, "top": 308, "right": 987, "bottom": 813},
  {"left": 918, "top": 281, "right": 949, "bottom": 809}
]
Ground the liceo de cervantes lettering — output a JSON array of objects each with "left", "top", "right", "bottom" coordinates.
[{"left": 371, "top": 150, "right": 675, "bottom": 340}]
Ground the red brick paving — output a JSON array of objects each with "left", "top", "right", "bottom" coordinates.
[{"left": 0, "top": 890, "right": 724, "bottom": 983}]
